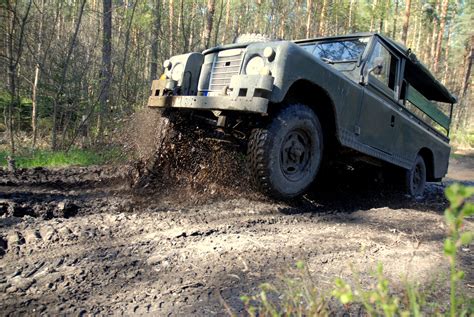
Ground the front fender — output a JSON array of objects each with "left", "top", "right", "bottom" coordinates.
[{"left": 256, "top": 42, "right": 364, "bottom": 138}]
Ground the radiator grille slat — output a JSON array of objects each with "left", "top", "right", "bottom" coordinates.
[{"left": 209, "top": 49, "right": 243, "bottom": 92}]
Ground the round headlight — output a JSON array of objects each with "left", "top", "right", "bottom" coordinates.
[
  {"left": 163, "top": 59, "right": 172, "bottom": 70},
  {"left": 245, "top": 56, "right": 265, "bottom": 75},
  {"left": 171, "top": 63, "right": 184, "bottom": 81},
  {"left": 263, "top": 47, "right": 275, "bottom": 60}
]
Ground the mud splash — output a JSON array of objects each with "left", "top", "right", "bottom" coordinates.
[{"left": 121, "top": 108, "right": 262, "bottom": 204}]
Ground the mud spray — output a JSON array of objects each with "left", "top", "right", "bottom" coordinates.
[{"left": 121, "top": 108, "right": 262, "bottom": 204}]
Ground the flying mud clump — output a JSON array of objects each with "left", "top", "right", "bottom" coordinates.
[{"left": 122, "top": 108, "right": 258, "bottom": 203}]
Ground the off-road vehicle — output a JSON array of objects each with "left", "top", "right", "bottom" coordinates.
[{"left": 148, "top": 33, "right": 457, "bottom": 199}]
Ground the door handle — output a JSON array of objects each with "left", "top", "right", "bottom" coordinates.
[{"left": 390, "top": 115, "right": 395, "bottom": 127}]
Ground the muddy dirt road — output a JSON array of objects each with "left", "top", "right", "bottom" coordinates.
[{"left": 0, "top": 154, "right": 473, "bottom": 315}]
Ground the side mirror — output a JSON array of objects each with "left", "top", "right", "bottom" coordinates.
[{"left": 369, "top": 56, "right": 384, "bottom": 76}]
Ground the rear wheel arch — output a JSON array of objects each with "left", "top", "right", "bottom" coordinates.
[{"left": 418, "top": 147, "right": 435, "bottom": 181}]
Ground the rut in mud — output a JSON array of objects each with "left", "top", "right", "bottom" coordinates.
[{"left": 0, "top": 116, "right": 473, "bottom": 315}]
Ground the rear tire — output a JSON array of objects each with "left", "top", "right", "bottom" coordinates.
[
  {"left": 404, "top": 155, "right": 426, "bottom": 197},
  {"left": 247, "top": 104, "right": 323, "bottom": 199}
]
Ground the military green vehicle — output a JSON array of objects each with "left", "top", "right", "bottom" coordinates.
[{"left": 148, "top": 33, "right": 456, "bottom": 199}]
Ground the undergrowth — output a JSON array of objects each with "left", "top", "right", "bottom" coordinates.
[
  {"left": 240, "top": 184, "right": 474, "bottom": 316},
  {"left": 0, "top": 147, "right": 122, "bottom": 168},
  {"left": 451, "top": 130, "right": 474, "bottom": 150}
]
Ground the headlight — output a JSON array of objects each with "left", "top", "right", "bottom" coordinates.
[
  {"left": 163, "top": 60, "right": 172, "bottom": 70},
  {"left": 171, "top": 63, "right": 184, "bottom": 81},
  {"left": 245, "top": 56, "right": 265, "bottom": 75},
  {"left": 263, "top": 47, "right": 275, "bottom": 60}
]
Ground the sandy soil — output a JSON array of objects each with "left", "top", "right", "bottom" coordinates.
[{"left": 0, "top": 154, "right": 473, "bottom": 315}]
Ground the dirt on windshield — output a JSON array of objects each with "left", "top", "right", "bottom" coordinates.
[{"left": 0, "top": 145, "right": 473, "bottom": 315}]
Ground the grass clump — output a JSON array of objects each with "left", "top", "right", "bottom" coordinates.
[
  {"left": 0, "top": 147, "right": 122, "bottom": 168},
  {"left": 241, "top": 261, "right": 328, "bottom": 316},
  {"left": 240, "top": 184, "right": 474, "bottom": 316}
]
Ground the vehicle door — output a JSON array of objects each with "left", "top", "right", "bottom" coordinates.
[{"left": 357, "top": 39, "right": 401, "bottom": 155}]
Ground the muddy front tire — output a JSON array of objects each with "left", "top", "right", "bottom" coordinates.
[{"left": 248, "top": 104, "right": 323, "bottom": 199}]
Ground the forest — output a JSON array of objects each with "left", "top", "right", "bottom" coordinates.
[{"left": 0, "top": 0, "right": 473, "bottom": 155}]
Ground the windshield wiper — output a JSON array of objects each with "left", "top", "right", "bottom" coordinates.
[
  {"left": 321, "top": 57, "right": 358, "bottom": 64},
  {"left": 321, "top": 57, "right": 335, "bottom": 64}
]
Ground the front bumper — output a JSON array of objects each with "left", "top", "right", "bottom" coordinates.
[
  {"left": 148, "top": 95, "right": 269, "bottom": 113},
  {"left": 148, "top": 74, "right": 274, "bottom": 114}
]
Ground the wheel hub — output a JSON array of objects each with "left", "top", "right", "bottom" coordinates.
[{"left": 281, "top": 130, "right": 311, "bottom": 181}]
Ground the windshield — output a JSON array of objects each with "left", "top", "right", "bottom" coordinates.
[{"left": 301, "top": 37, "right": 370, "bottom": 62}]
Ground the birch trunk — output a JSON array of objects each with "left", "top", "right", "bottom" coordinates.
[
  {"left": 169, "top": 0, "right": 174, "bottom": 56},
  {"left": 32, "top": 0, "right": 45, "bottom": 149}
]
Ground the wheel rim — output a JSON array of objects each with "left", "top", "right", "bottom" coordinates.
[{"left": 280, "top": 129, "right": 312, "bottom": 182}]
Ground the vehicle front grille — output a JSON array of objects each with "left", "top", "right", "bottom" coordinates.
[{"left": 208, "top": 49, "right": 244, "bottom": 92}]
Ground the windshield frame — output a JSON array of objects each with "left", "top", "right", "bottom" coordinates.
[{"left": 298, "top": 36, "right": 371, "bottom": 63}]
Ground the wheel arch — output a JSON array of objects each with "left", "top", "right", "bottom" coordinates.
[
  {"left": 418, "top": 147, "right": 435, "bottom": 181},
  {"left": 272, "top": 79, "right": 340, "bottom": 151}
]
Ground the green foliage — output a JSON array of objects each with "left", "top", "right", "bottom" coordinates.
[
  {"left": 332, "top": 264, "right": 424, "bottom": 317},
  {"left": 443, "top": 184, "right": 474, "bottom": 317},
  {"left": 0, "top": 148, "right": 122, "bottom": 168},
  {"left": 451, "top": 130, "right": 474, "bottom": 149},
  {"left": 241, "top": 184, "right": 474, "bottom": 316},
  {"left": 241, "top": 261, "right": 328, "bottom": 316}
]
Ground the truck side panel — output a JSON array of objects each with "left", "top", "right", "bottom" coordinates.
[{"left": 261, "top": 42, "right": 450, "bottom": 177}]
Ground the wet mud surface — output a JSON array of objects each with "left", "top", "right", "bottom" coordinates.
[{"left": 0, "top": 154, "right": 473, "bottom": 315}]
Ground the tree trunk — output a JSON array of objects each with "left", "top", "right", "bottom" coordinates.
[
  {"left": 32, "top": 0, "right": 45, "bottom": 149},
  {"left": 442, "top": 7, "right": 456, "bottom": 85},
  {"left": 233, "top": 3, "right": 242, "bottom": 42},
  {"left": 401, "top": 0, "right": 411, "bottom": 46},
  {"left": 150, "top": 0, "right": 161, "bottom": 81},
  {"left": 347, "top": 0, "right": 354, "bottom": 32},
  {"left": 392, "top": 0, "right": 399, "bottom": 39},
  {"left": 189, "top": 0, "right": 197, "bottom": 49},
  {"left": 213, "top": 0, "right": 224, "bottom": 46},
  {"left": 6, "top": 7, "right": 16, "bottom": 155},
  {"left": 5, "top": 0, "right": 32, "bottom": 154},
  {"left": 179, "top": 0, "right": 188, "bottom": 50},
  {"left": 317, "top": 0, "right": 327, "bottom": 36},
  {"left": 97, "top": 0, "right": 112, "bottom": 145},
  {"left": 455, "top": 36, "right": 473, "bottom": 131},
  {"left": 414, "top": 5, "right": 422, "bottom": 53},
  {"left": 430, "top": 0, "right": 440, "bottom": 60},
  {"left": 168, "top": 0, "right": 173, "bottom": 56},
  {"left": 460, "top": 35, "right": 473, "bottom": 99},
  {"left": 117, "top": 0, "right": 138, "bottom": 102},
  {"left": 305, "top": 0, "right": 313, "bottom": 38},
  {"left": 177, "top": 0, "right": 182, "bottom": 48},
  {"left": 202, "top": 0, "right": 215, "bottom": 49},
  {"left": 221, "top": 0, "right": 230, "bottom": 44},
  {"left": 383, "top": 0, "right": 391, "bottom": 34},
  {"left": 370, "top": 0, "right": 378, "bottom": 32},
  {"left": 433, "top": 0, "right": 449, "bottom": 73}
]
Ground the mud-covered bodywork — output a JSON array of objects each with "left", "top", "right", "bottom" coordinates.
[{"left": 148, "top": 33, "right": 456, "bottom": 182}]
